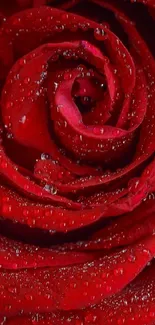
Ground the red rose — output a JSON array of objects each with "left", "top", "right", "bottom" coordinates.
[{"left": 0, "top": 0, "right": 155, "bottom": 323}]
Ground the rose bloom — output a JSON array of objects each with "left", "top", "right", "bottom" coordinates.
[{"left": 0, "top": 0, "right": 155, "bottom": 324}]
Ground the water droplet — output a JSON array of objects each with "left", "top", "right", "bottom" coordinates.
[
  {"left": 93, "top": 127, "right": 101, "bottom": 135},
  {"left": 0, "top": 316, "right": 7, "bottom": 325},
  {"left": 106, "top": 285, "right": 112, "bottom": 292},
  {"left": 142, "top": 249, "right": 151, "bottom": 257},
  {"left": 117, "top": 318, "right": 125, "bottom": 324},
  {"left": 41, "top": 153, "right": 50, "bottom": 160},
  {"left": 24, "top": 77, "right": 31, "bottom": 84},
  {"left": 24, "top": 184, "right": 30, "bottom": 191},
  {"left": 149, "top": 311, "right": 155, "bottom": 318},
  {"left": 96, "top": 283, "right": 102, "bottom": 289},
  {"left": 94, "top": 28, "right": 106, "bottom": 40},
  {"left": 6, "top": 101, "right": 13, "bottom": 109},
  {"left": 1, "top": 161, "right": 8, "bottom": 169},
  {"left": 31, "top": 314, "right": 39, "bottom": 324},
  {"left": 85, "top": 313, "right": 97, "bottom": 323},
  {"left": 6, "top": 132, "right": 13, "bottom": 139},
  {"left": 64, "top": 71, "right": 72, "bottom": 80},
  {"left": 19, "top": 115, "right": 26, "bottom": 124},
  {"left": 115, "top": 129, "right": 121, "bottom": 135},
  {"left": 81, "top": 96, "right": 92, "bottom": 105},
  {"left": 23, "top": 209, "right": 29, "bottom": 216},
  {"left": 114, "top": 267, "right": 124, "bottom": 276},
  {"left": 62, "top": 13, "right": 69, "bottom": 20},
  {"left": 12, "top": 17, "right": 21, "bottom": 25},
  {"left": 8, "top": 286, "right": 17, "bottom": 294},
  {"left": 70, "top": 282, "right": 77, "bottom": 289},
  {"left": 58, "top": 171, "right": 63, "bottom": 179},
  {"left": 19, "top": 58, "right": 27, "bottom": 66},
  {"left": 128, "top": 178, "right": 142, "bottom": 194},
  {"left": 128, "top": 254, "right": 136, "bottom": 262},
  {"left": 44, "top": 184, "right": 51, "bottom": 193},
  {"left": 2, "top": 204, "right": 12, "bottom": 214},
  {"left": 12, "top": 263, "right": 18, "bottom": 269},
  {"left": 51, "top": 186, "right": 57, "bottom": 195},
  {"left": 25, "top": 294, "right": 33, "bottom": 301},
  {"left": 5, "top": 305, "right": 12, "bottom": 312}
]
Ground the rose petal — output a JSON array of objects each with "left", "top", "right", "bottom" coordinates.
[
  {"left": 0, "top": 235, "right": 155, "bottom": 315},
  {"left": 0, "top": 235, "right": 98, "bottom": 269}
]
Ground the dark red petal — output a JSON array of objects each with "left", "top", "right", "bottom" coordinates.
[
  {"left": 56, "top": 192, "right": 155, "bottom": 251},
  {"left": 2, "top": 261, "right": 155, "bottom": 324},
  {"left": 0, "top": 185, "right": 104, "bottom": 232},
  {"left": 0, "top": 235, "right": 98, "bottom": 269},
  {"left": 0, "top": 235, "right": 155, "bottom": 315},
  {"left": 0, "top": 148, "right": 80, "bottom": 209},
  {"left": 0, "top": 160, "right": 153, "bottom": 232}
]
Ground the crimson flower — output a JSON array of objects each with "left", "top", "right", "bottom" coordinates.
[{"left": 0, "top": 0, "right": 155, "bottom": 324}]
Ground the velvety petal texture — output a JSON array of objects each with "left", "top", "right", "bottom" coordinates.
[{"left": 0, "top": 0, "right": 154, "bottom": 324}]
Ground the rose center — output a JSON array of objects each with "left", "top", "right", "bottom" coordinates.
[{"left": 72, "top": 75, "right": 107, "bottom": 119}]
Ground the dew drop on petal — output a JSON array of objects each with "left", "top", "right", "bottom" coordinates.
[
  {"left": 85, "top": 313, "right": 98, "bottom": 323},
  {"left": 94, "top": 27, "right": 106, "bottom": 40},
  {"left": 24, "top": 77, "right": 31, "bottom": 84},
  {"left": 114, "top": 267, "right": 124, "bottom": 276},
  {"left": 128, "top": 254, "right": 136, "bottom": 262},
  {"left": 8, "top": 286, "right": 17, "bottom": 294},
  {"left": 25, "top": 294, "right": 33, "bottom": 301},
  {"left": 117, "top": 318, "right": 126, "bottom": 325},
  {"left": 106, "top": 285, "right": 112, "bottom": 292}
]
